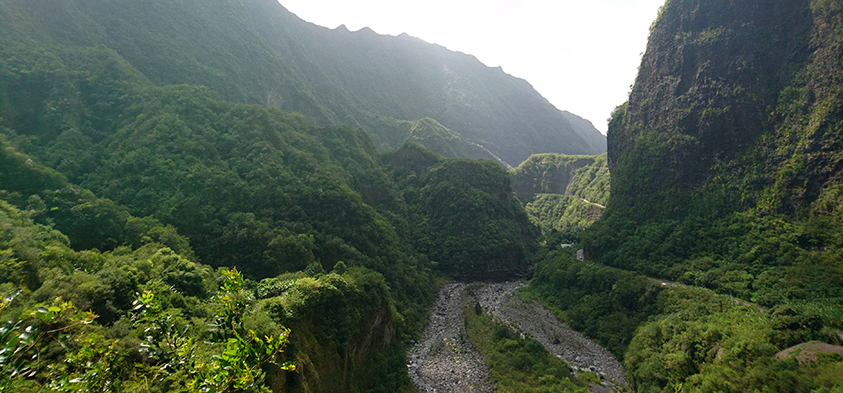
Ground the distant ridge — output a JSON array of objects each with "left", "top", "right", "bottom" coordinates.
[{"left": 0, "top": 0, "right": 605, "bottom": 167}]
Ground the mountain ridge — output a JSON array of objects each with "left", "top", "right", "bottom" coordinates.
[{"left": 0, "top": 0, "right": 605, "bottom": 167}]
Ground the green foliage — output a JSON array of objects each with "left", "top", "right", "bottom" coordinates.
[
  {"left": 510, "top": 153, "right": 609, "bottom": 245},
  {"left": 0, "top": 0, "right": 591, "bottom": 390},
  {"left": 0, "top": 293, "right": 121, "bottom": 393},
  {"left": 529, "top": 252, "right": 661, "bottom": 357},
  {"left": 0, "top": 17, "right": 544, "bottom": 388},
  {"left": 400, "top": 117, "right": 505, "bottom": 165},
  {"left": 565, "top": 154, "right": 610, "bottom": 206},
  {"left": 596, "top": 0, "right": 843, "bottom": 320},
  {"left": 594, "top": 0, "right": 843, "bottom": 310},
  {"left": 0, "top": 136, "right": 194, "bottom": 257},
  {"left": 389, "top": 144, "right": 540, "bottom": 280},
  {"left": 526, "top": 195, "right": 602, "bottom": 236},
  {"left": 511, "top": 154, "right": 601, "bottom": 200},
  {"left": 586, "top": 208, "right": 843, "bottom": 324},
  {"left": 0, "top": 200, "right": 411, "bottom": 391},
  {"left": 0, "top": 0, "right": 604, "bottom": 170},
  {"left": 464, "top": 303, "right": 586, "bottom": 392},
  {"left": 625, "top": 288, "right": 843, "bottom": 393},
  {"left": 131, "top": 268, "right": 295, "bottom": 393},
  {"left": 0, "top": 267, "right": 296, "bottom": 393},
  {"left": 0, "top": 35, "right": 438, "bottom": 336},
  {"left": 530, "top": 2, "right": 843, "bottom": 391},
  {"left": 260, "top": 268, "right": 414, "bottom": 392},
  {"left": 529, "top": 250, "right": 843, "bottom": 392}
]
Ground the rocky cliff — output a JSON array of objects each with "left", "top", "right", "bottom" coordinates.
[{"left": 607, "top": 0, "right": 842, "bottom": 222}]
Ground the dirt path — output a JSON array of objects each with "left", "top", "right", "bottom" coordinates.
[
  {"left": 647, "top": 277, "right": 767, "bottom": 311},
  {"left": 407, "top": 283, "right": 495, "bottom": 393},
  {"left": 473, "top": 282, "right": 628, "bottom": 388},
  {"left": 580, "top": 198, "right": 606, "bottom": 209}
]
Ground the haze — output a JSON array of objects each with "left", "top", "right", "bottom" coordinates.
[{"left": 279, "top": 0, "right": 665, "bottom": 133}]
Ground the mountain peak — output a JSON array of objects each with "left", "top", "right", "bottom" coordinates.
[{"left": 354, "top": 26, "right": 376, "bottom": 35}]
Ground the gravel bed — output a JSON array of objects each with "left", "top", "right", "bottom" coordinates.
[
  {"left": 473, "top": 281, "right": 628, "bottom": 387},
  {"left": 407, "top": 283, "right": 496, "bottom": 393},
  {"left": 408, "top": 281, "right": 628, "bottom": 392}
]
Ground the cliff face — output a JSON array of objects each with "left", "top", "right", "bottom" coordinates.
[
  {"left": 608, "top": 0, "right": 843, "bottom": 221},
  {"left": 511, "top": 154, "right": 597, "bottom": 199},
  {"left": 585, "top": 0, "right": 843, "bottom": 279}
]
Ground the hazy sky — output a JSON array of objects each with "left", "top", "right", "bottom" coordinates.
[{"left": 278, "top": 0, "right": 665, "bottom": 133}]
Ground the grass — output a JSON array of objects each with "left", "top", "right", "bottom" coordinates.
[{"left": 463, "top": 304, "right": 588, "bottom": 393}]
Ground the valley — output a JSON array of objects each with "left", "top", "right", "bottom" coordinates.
[{"left": 2, "top": 0, "right": 843, "bottom": 391}]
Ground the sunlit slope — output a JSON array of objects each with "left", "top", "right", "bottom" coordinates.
[
  {"left": 510, "top": 153, "right": 609, "bottom": 236},
  {"left": 0, "top": 0, "right": 605, "bottom": 167}
]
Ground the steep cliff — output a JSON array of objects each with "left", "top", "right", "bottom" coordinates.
[
  {"left": 546, "top": 5, "right": 843, "bottom": 391},
  {"left": 606, "top": 0, "right": 842, "bottom": 220},
  {"left": 588, "top": 0, "right": 843, "bottom": 301}
]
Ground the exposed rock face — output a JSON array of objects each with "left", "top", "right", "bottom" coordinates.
[
  {"left": 511, "top": 154, "right": 596, "bottom": 198},
  {"left": 775, "top": 342, "right": 843, "bottom": 365},
  {"left": 614, "top": 0, "right": 813, "bottom": 180},
  {"left": 608, "top": 0, "right": 843, "bottom": 221}
]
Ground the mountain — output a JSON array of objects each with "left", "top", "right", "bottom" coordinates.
[
  {"left": 548, "top": 0, "right": 843, "bottom": 391},
  {"left": 510, "top": 153, "right": 609, "bottom": 240},
  {"left": 0, "top": 0, "right": 605, "bottom": 168},
  {"left": 590, "top": 0, "right": 843, "bottom": 281},
  {"left": 511, "top": 153, "right": 609, "bottom": 204},
  {"left": 604, "top": 0, "right": 840, "bottom": 217},
  {"left": 0, "top": 2, "right": 545, "bottom": 387}
]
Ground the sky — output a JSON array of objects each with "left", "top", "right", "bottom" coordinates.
[{"left": 278, "top": 0, "right": 665, "bottom": 134}]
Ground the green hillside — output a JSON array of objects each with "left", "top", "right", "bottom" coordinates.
[
  {"left": 4, "top": 0, "right": 842, "bottom": 391},
  {"left": 0, "top": 25, "right": 540, "bottom": 390},
  {"left": 510, "top": 153, "right": 609, "bottom": 242},
  {"left": 0, "top": 0, "right": 604, "bottom": 168},
  {"left": 529, "top": 0, "right": 843, "bottom": 391},
  {"left": 588, "top": 0, "right": 843, "bottom": 305}
]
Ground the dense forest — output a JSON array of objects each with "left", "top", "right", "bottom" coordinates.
[
  {"left": 2, "top": 0, "right": 843, "bottom": 391},
  {"left": 0, "top": 0, "right": 605, "bottom": 168},
  {"left": 511, "top": 153, "right": 609, "bottom": 243},
  {"left": 530, "top": 0, "right": 843, "bottom": 392},
  {"left": 0, "top": 6, "right": 542, "bottom": 389}
]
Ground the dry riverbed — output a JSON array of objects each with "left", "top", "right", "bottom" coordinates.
[
  {"left": 408, "top": 281, "right": 628, "bottom": 392},
  {"left": 407, "top": 283, "right": 496, "bottom": 392},
  {"left": 473, "top": 282, "right": 628, "bottom": 388}
]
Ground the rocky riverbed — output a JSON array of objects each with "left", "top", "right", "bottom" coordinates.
[
  {"left": 473, "top": 282, "right": 628, "bottom": 387},
  {"left": 407, "top": 283, "right": 496, "bottom": 393},
  {"left": 408, "top": 281, "right": 628, "bottom": 392}
]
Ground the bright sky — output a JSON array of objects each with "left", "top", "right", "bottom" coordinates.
[{"left": 278, "top": 0, "right": 665, "bottom": 133}]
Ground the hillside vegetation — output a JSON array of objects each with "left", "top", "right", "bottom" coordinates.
[
  {"left": 3, "top": 0, "right": 842, "bottom": 391},
  {"left": 531, "top": 251, "right": 843, "bottom": 393},
  {"left": 0, "top": 20, "right": 540, "bottom": 391},
  {"left": 588, "top": 0, "right": 843, "bottom": 314},
  {"left": 528, "top": 0, "right": 843, "bottom": 391},
  {"left": 0, "top": 0, "right": 604, "bottom": 167},
  {"left": 511, "top": 153, "right": 609, "bottom": 242}
]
